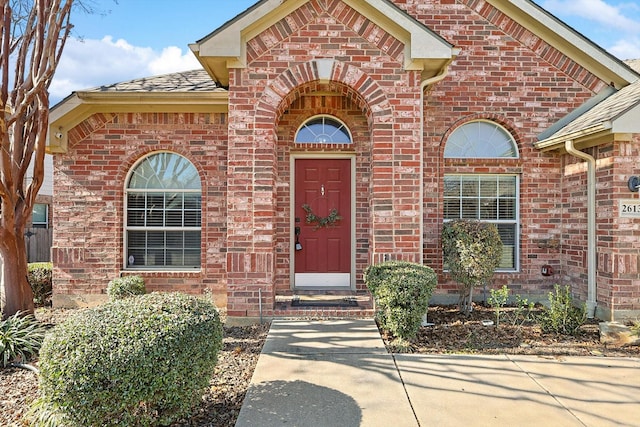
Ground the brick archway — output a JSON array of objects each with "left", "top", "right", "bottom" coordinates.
[
  {"left": 255, "top": 59, "right": 421, "bottom": 263},
  {"left": 255, "top": 60, "right": 388, "bottom": 131},
  {"left": 226, "top": 59, "right": 423, "bottom": 317}
]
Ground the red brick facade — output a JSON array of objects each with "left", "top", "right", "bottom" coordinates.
[{"left": 51, "top": 0, "right": 640, "bottom": 320}]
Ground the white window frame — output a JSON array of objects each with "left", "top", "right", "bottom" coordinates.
[
  {"left": 124, "top": 152, "right": 201, "bottom": 271},
  {"left": 443, "top": 174, "right": 520, "bottom": 272},
  {"left": 295, "top": 115, "right": 352, "bottom": 144},
  {"left": 444, "top": 120, "right": 519, "bottom": 159}
]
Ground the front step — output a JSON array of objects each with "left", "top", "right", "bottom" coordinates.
[{"left": 274, "top": 293, "right": 374, "bottom": 318}]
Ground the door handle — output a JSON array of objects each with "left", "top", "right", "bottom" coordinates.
[{"left": 295, "top": 227, "right": 303, "bottom": 251}]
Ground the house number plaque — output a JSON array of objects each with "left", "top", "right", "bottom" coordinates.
[{"left": 620, "top": 199, "right": 640, "bottom": 218}]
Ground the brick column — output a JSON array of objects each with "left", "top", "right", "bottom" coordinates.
[
  {"left": 370, "top": 72, "right": 423, "bottom": 264},
  {"left": 226, "top": 70, "right": 277, "bottom": 317}
]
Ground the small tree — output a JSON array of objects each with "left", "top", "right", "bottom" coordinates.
[
  {"left": 0, "top": 0, "right": 73, "bottom": 318},
  {"left": 442, "top": 219, "right": 502, "bottom": 315}
]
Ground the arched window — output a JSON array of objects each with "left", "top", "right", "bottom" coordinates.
[
  {"left": 444, "top": 120, "right": 518, "bottom": 158},
  {"left": 125, "top": 152, "right": 201, "bottom": 269},
  {"left": 443, "top": 121, "right": 519, "bottom": 271},
  {"left": 295, "top": 116, "right": 351, "bottom": 144}
]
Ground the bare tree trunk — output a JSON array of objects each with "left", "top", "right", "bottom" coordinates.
[
  {"left": 0, "top": 230, "right": 33, "bottom": 319},
  {"left": 458, "top": 285, "right": 474, "bottom": 316},
  {"left": 0, "top": 0, "right": 73, "bottom": 318}
]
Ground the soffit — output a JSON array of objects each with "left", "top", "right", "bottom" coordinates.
[{"left": 189, "top": 0, "right": 457, "bottom": 87}]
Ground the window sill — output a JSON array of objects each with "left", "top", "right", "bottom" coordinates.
[{"left": 121, "top": 269, "right": 201, "bottom": 276}]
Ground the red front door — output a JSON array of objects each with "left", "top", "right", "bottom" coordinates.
[{"left": 294, "top": 158, "right": 351, "bottom": 287}]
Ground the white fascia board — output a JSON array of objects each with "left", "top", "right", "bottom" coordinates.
[
  {"left": 534, "top": 123, "right": 612, "bottom": 151},
  {"left": 49, "top": 93, "right": 84, "bottom": 124},
  {"left": 357, "top": 0, "right": 454, "bottom": 59},
  {"left": 194, "top": 0, "right": 290, "bottom": 58},
  {"left": 194, "top": 0, "right": 455, "bottom": 61},
  {"left": 47, "top": 91, "right": 229, "bottom": 153}
]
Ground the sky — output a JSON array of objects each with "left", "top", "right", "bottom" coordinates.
[{"left": 49, "top": 0, "right": 640, "bottom": 104}]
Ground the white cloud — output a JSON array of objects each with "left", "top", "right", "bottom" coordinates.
[
  {"left": 542, "top": 0, "right": 640, "bottom": 33},
  {"left": 49, "top": 36, "right": 201, "bottom": 104},
  {"left": 609, "top": 38, "right": 640, "bottom": 60},
  {"left": 148, "top": 46, "right": 200, "bottom": 75}
]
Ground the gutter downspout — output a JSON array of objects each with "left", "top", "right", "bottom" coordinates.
[
  {"left": 420, "top": 56, "right": 457, "bottom": 326},
  {"left": 419, "top": 56, "right": 458, "bottom": 259},
  {"left": 564, "top": 140, "right": 597, "bottom": 318}
]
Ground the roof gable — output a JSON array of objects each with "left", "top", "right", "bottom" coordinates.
[
  {"left": 486, "top": 0, "right": 637, "bottom": 89},
  {"left": 189, "top": 0, "right": 458, "bottom": 87}
]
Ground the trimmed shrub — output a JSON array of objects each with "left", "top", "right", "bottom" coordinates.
[
  {"left": 442, "top": 220, "right": 503, "bottom": 315},
  {"left": 539, "top": 284, "right": 586, "bottom": 336},
  {"left": 364, "top": 261, "right": 437, "bottom": 340},
  {"left": 28, "top": 262, "right": 53, "bottom": 307},
  {"left": 35, "top": 292, "right": 223, "bottom": 426},
  {"left": 0, "top": 311, "right": 47, "bottom": 367},
  {"left": 106, "top": 275, "right": 146, "bottom": 300}
]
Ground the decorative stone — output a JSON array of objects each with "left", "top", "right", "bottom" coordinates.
[{"left": 599, "top": 322, "right": 640, "bottom": 346}]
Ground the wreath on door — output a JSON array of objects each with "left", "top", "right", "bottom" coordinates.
[{"left": 302, "top": 204, "right": 342, "bottom": 229}]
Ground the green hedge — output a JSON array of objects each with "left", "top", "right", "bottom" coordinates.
[
  {"left": 106, "top": 275, "right": 146, "bottom": 300},
  {"left": 35, "top": 293, "right": 223, "bottom": 426},
  {"left": 28, "top": 262, "right": 52, "bottom": 307},
  {"left": 364, "top": 261, "right": 437, "bottom": 340}
]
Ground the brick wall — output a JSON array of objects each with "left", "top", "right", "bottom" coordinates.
[
  {"left": 53, "top": 0, "right": 640, "bottom": 317},
  {"left": 408, "top": 0, "right": 601, "bottom": 300},
  {"left": 225, "top": 0, "right": 424, "bottom": 315},
  {"left": 52, "top": 112, "right": 229, "bottom": 307},
  {"left": 572, "top": 138, "right": 640, "bottom": 318}
]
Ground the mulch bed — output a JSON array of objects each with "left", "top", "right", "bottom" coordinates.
[{"left": 382, "top": 304, "right": 640, "bottom": 358}]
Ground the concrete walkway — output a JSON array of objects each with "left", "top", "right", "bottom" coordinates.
[{"left": 235, "top": 319, "right": 640, "bottom": 427}]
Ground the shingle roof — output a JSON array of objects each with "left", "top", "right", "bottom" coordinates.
[
  {"left": 84, "top": 69, "right": 222, "bottom": 93},
  {"left": 537, "top": 59, "right": 640, "bottom": 145},
  {"left": 544, "top": 79, "right": 640, "bottom": 140},
  {"left": 625, "top": 59, "right": 640, "bottom": 73}
]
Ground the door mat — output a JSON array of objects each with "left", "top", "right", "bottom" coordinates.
[{"left": 291, "top": 297, "right": 359, "bottom": 307}]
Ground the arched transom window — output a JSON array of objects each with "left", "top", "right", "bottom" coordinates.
[
  {"left": 444, "top": 120, "right": 518, "bottom": 158},
  {"left": 125, "top": 152, "right": 201, "bottom": 269},
  {"left": 295, "top": 116, "right": 352, "bottom": 144}
]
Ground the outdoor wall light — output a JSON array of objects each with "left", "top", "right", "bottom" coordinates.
[{"left": 628, "top": 176, "right": 640, "bottom": 192}]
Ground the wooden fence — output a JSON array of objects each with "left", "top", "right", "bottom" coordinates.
[{"left": 24, "top": 227, "right": 52, "bottom": 263}]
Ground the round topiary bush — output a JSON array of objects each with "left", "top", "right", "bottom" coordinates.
[
  {"left": 106, "top": 275, "right": 146, "bottom": 300},
  {"left": 364, "top": 261, "right": 437, "bottom": 340},
  {"left": 35, "top": 292, "right": 223, "bottom": 427}
]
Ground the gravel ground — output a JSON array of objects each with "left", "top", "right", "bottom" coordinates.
[{"left": 0, "top": 309, "right": 269, "bottom": 427}]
